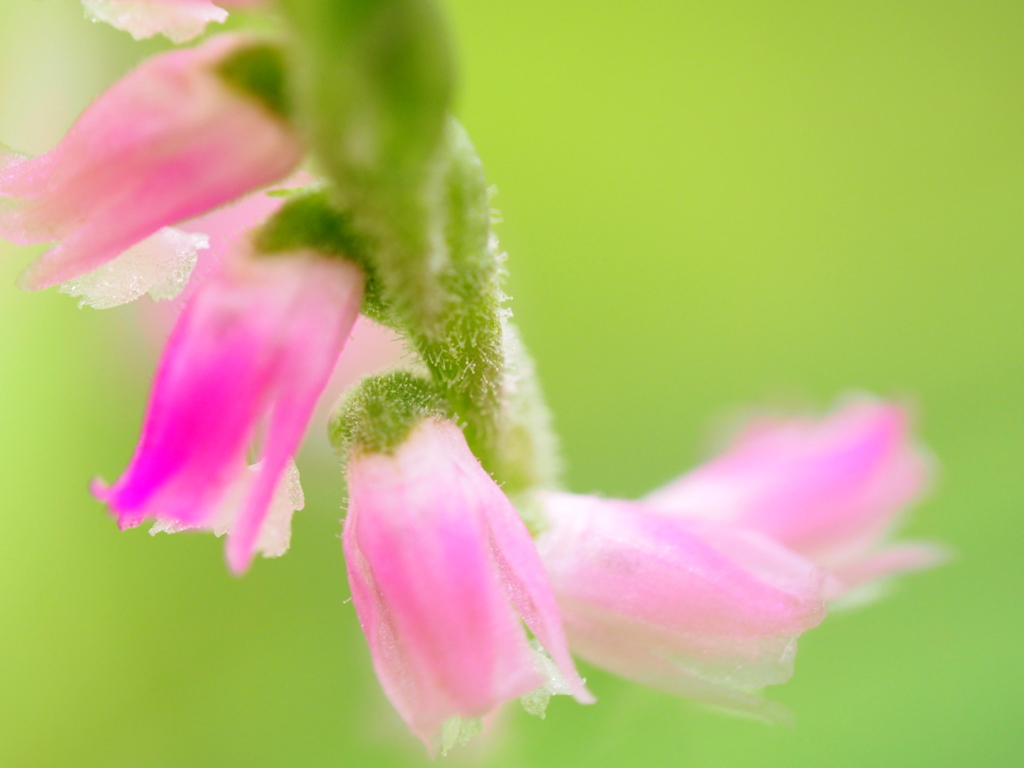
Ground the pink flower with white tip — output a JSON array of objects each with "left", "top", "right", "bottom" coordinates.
[
  {"left": 0, "top": 34, "right": 301, "bottom": 294},
  {"left": 342, "top": 417, "right": 593, "bottom": 755},
  {"left": 645, "top": 397, "right": 945, "bottom": 595},
  {"left": 93, "top": 239, "right": 364, "bottom": 575},
  {"left": 535, "top": 491, "right": 832, "bottom": 720},
  {"left": 82, "top": 0, "right": 266, "bottom": 44}
]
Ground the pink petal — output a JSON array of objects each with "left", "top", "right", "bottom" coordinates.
[
  {"left": 131, "top": 174, "right": 316, "bottom": 348},
  {"left": 0, "top": 35, "right": 302, "bottom": 290},
  {"left": 646, "top": 397, "right": 933, "bottom": 579},
  {"left": 439, "top": 422, "right": 593, "bottom": 704},
  {"left": 226, "top": 255, "right": 364, "bottom": 574},
  {"left": 470, "top": 483, "right": 593, "bottom": 703},
  {"left": 831, "top": 542, "right": 950, "bottom": 593},
  {"left": 176, "top": 172, "right": 315, "bottom": 306}
]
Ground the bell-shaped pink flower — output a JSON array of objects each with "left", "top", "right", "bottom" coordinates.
[
  {"left": 343, "top": 419, "right": 593, "bottom": 754},
  {"left": 82, "top": 0, "right": 266, "bottom": 44},
  {"left": 535, "top": 491, "right": 832, "bottom": 720},
  {"left": 0, "top": 34, "right": 302, "bottom": 292},
  {"left": 645, "top": 398, "right": 943, "bottom": 593},
  {"left": 93, "top": 242, "right": 364, "bottom": 575}
]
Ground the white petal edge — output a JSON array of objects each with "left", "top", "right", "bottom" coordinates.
[
  {"left": 81, "top": 0, "right": 228, "bottom": 44},
  {"left": 150, "top": 459, "right": 305, "bottom": 559},
  {"left": 59, "top": 227, "right": 207, "bottom": 309}
]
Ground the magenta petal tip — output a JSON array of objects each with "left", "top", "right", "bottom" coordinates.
[
  {"left": 645, "top": 396, "right": 940, "bottom": 599},
  {"left": 225, "top": 538, "right": 254, "bottom": 577}
]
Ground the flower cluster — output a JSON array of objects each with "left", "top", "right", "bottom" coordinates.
[{"left": 1, "top": 0, "right": 945, "bottom": 755}]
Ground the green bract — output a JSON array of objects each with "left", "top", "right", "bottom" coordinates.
[
  {"left": 255, "top": 191, "right": 388, "bottom": 321},
  {"left": 329, "top": 371, "right": 445, "bottom": 457},
  {"left": 256, "top": 191, "right": 367, "bottom": 260},
  {"left": 216, "top": 42, "right": 292, "bottom": 119}
]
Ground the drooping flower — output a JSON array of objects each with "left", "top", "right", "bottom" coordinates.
[
  {"left": 343, "top": 418, "right": 593, "bottom": 754},
  {"left": 0, "top": 34, "right": 301, "bottom": 293},
  {"left": 93, "top": 240, "right": 364, "bottom": 575},
  {"left": 81, "top": 0, "right": 266, "bottom": 44},
  {"left": 644, "top": 397, "right": 945, "bottom": 594},
  {"left": 534, "top": 491, "right": 833, "bottom": 720}
]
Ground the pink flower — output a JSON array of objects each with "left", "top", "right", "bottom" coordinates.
[
  {"left": 645, "top": 397, "right": 944, "bottom": 594},
  {"left": 0, "top": 34, "right": 301, "bottom": 292},
  {"left": 81, "top": 0, "right": 266, "bottom": 44},
  {"left": 535, "top": 491, "right": 832, "bottom": 720},
  {"left": 343, "top": 419, "right": 593, "bottom": 754},
  {"left": 92, "top": 242, "right": 364, "bottom": 575}
]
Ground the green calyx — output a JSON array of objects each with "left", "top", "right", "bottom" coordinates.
[
  {"left": 254, "top": 191, "right": 387, "bottom": 321},
  {"left": 217, "top": 42, "right": 292, "bottom": 119},
  {"left": 329, "top": 371, "right": 446, "bottom": 457},
  {"left": 255, "top": 190, "right": 367, "bottom": 262}
]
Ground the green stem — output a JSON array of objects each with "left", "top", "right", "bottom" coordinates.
[
  {"left": 410, "top": 121, "right": 560, "bottom": 494},
  {"left": 277, "top": 0, "right": 562, "bottom": 496},
  {"left": 277, "top": 0, "right": 455, "bottom": 334}
]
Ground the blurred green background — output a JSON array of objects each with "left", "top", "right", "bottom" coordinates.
[{"left": 1, "top": 1, "right": 1021, "bottom": 766}]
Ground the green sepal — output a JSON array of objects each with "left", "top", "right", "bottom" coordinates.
[
  {"left": 255, "top": 190, "right": 369, "bottom": 262},
  {"left": 253, "top": 191, "right": 388, "bottom": 321},
  {"left": 329, "top": 370, "right": 446, "bottom": 457},
  {"left": 216, "top": 42, "right": 292, "bottom": 119}
]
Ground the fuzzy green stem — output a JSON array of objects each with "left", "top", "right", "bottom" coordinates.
[
  {"left": 411, "top": 120, "right": 502, "bottom": 470},
  {"left": 408, "top": 121, "right": 561, "bottom": 493},
  {"left": 277, "top": 0, "right": 455, "bottom": 334},
  {"left": 281, "top": 1, "right": 562, "bottom": 496}
]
